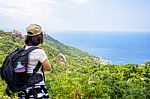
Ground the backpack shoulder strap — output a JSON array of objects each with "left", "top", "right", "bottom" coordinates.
[
  {"left": 25, "top": 46, "right": 41, "bottom": 54},
  {"left": 33, "top": 61, "right": 45, "bottom": 82},
  {"left": 33, "top": 61, "right": 42, "bottom": 74},
  {"left": 33, "top": 62, "right": 45, "bottom": 82}
]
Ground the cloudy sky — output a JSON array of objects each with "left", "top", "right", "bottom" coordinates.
[{"left": 0, "top": 0, "right": 150, "bottom": 33}]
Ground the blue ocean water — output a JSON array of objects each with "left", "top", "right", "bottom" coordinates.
[{"left": 50, "top": 31, "right": 150, "bottom": 64}]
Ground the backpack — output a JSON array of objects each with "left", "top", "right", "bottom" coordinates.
[{"left": 0, "top": 46, "right": 45, "bottom": 97}]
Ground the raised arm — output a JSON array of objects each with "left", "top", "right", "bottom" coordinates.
[{"left": 42, "top": 59, "right": 52, "bottom": 71}]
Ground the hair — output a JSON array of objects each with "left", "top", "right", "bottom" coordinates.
[{"left": 25, "top": 33, "right": 43, "bottom": 46}]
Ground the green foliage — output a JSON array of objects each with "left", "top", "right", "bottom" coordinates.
[{"left": 0, "top": 31, "right": 150, "bottom": 99}]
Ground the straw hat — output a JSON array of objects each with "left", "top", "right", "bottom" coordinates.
[{"left": 26, "top": 24, "right": 43, "bottom": 36}]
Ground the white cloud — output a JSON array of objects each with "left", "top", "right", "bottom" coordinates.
[
  {"left": 0, "top": 0, "right": 90, "bottom": 32},
  {"left": 68, "top": 0, "right": 88, "bottom": 5},
  {"left": 0, "top": 0, "right": 70, "bottom": 31},
  {"left": 1, "top": 0, "right": 149, "bottom": 32}
]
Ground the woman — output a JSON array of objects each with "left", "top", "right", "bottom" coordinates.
[{"left": 18, "top": 24, "right": 51, "bottom": 99}]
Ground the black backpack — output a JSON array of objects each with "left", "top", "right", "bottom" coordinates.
[{"left": 0, "top": 46, "right": 44, "bottom": 97}]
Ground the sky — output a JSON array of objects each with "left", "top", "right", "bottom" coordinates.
[{"left": 0, "top": 0, "right": 150, "bottom": 33}]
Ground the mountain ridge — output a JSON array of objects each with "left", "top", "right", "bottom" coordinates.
[
  {"left": 0, "top": 30, "right": 109, "bottom": 65},
  {"left": 43, "top": 33, "right": 109, "bottom": 65}
]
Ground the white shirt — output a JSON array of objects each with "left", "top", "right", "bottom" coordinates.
[{"left": 25, "top": 45, "right": 47, "bottom": 85}]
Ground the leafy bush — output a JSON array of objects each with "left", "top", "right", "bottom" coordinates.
[{"left": 0, "top": 31, "right": 149, "bottom": 99}]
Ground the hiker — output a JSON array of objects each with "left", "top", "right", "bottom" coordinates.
[
  {"left": 17, "top": 24, "right": 52, "bottom": 98},
  {"left": 59, "top": 53, "right": 67, "bottom": 67}
]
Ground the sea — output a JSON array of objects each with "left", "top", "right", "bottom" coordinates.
[{"left": 50, "top": 31, "right": 150, "bottom": 64}]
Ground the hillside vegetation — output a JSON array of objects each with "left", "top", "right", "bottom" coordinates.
[{"left": 0, "top": 31, "right": 150, "bottom": 99}]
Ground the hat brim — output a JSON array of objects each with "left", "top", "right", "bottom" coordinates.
[{"left": 27, "top": 32, "right": 42, "bottom": 36}]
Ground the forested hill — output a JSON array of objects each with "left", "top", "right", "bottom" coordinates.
[
  {"left": 0, "top": 30, "right": 108, "bottom": 65},
  {"left": 0, "top": 30, "right": 150, "bottom": 99},
  {"left": 43, "top": 34, "right": 108, "bottom": 65}
]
